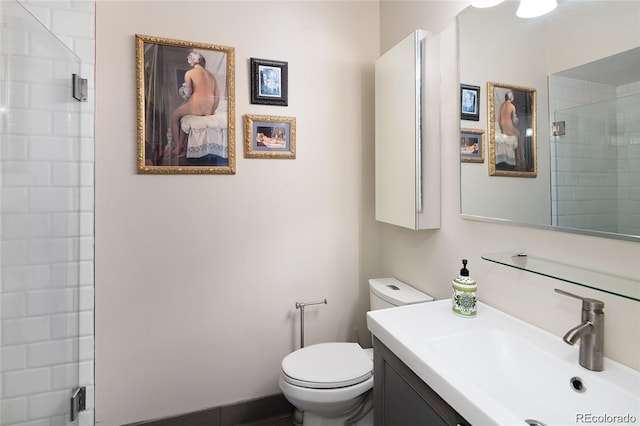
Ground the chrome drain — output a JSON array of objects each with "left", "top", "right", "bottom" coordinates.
[
  {"left": 525, "top": 420, "right": 548, "bottom": 426},
  {"left": 570, "top": 376, "right": 586, "bottom": 393}
]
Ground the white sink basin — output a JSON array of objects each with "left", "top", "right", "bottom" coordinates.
[{"left": 367, "top": 299, "right": 640, "bottom": 425}]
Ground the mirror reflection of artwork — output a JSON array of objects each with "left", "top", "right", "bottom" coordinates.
[
  {"left": 461, "top": 84, "right": 480, "bottom": 121},
  {"left": 488, "top": 82, "right": 537, "bottom": 177},
  {"left": 460, "top": 129, "right": 485, "bottom": 163}
]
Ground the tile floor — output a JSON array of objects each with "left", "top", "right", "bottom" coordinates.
[{"left": 240, "top": 414, "right": 293, "bottom": 426}]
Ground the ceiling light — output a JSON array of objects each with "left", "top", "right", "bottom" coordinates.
[
  {"left": 470, "top": 0, "right": 506, "bottom": 8},
  {"left": 517, "top": 0, "right": 558, "bottom": 18}
]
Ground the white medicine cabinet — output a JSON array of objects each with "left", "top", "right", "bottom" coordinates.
[{"left": 374, "top": 30, "right": 441, "bottom": 230}]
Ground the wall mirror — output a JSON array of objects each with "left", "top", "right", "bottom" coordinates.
[{"left": 458, "top": 1, "right": 640, "bottom": 243}]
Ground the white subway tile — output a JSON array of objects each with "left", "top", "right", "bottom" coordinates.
[
  {"left": 79, "top": 359, "right": 93, "bottom": 384},
  {"left": 80, "top": 162, "right": 94, "bottom": 187},
  {"left": 79, "top": 236, "right": 94, "bottom": 260},
  {"left": 0, "top": 397, "right": 28, "bottom": 423},
  {"left": 78, "top": 336, "right": 93, "bottom": 361},
  {"left": 52, "top": 111, "right": 81, "bottom": 138},
  {"left": 1, "top": 162, "right": 52, "bottom": 187},
  {"left": 1, "top": 292, "right": 27, "bottom": 319},
  {"left": 2, "top": 317, "right": 50, "bottom": 345},
  {"left": 52, "top": 9, "right": 93, "bottom": 39},
  {"left": 0, "top": 188, "right": 29, "bottom": 213},
  {"left": 1, "top": 134, "right": 29, "bottom": 162},
  {"left": 51, "top": 363, "right": 79, "bottom": 390},
  {"left": 28, "top": 288, "right": 78, "bottom": 316},
  {"left": 29, "top": 188, "right": 76, "bottom": 212},
  {"left": 50, "top": 313, "right": 79, "bottom": 339},
  {"left": 27, "top": 238, "right": 77, "bottom": 265},
  {"left": 27, "top": 389, "right": 68, "bottom": 419},
  {"left": 52, "top": 212, "right": 79, "bottom": 238},
  {"left": 78, "top": 286, "right": 93, "bottom": 311},
  {"left": 1, "top": 264, "right": 51, "bottom": 292},
  {"left": 51, "top": 262, "right": 80, "bottom": 288},
  {"left": 0, "top": 345, "right": 27, "bottom": 372},
  {"left": 2, "top": 367, "right": 50, "bottom": 397},
  {"left": 27, "top": 338, "right": 78, "bottom": 367},
  {"left": 7, "top": 109, "right": 53, "bottom": 136},
  {"left": 53, "top": 162, "right": 81, "bottom": 187},
  {"left": 29, "top": 136, "right": 78, "bottom": 162},
  {"left": 78, "top": 311, "right": 92, "bottom": 336},
  {"left": 1, "top": 240, "right": 28, "bottom": 266},
  {"left": 79, "top": 212, "right": 94, "bottom": 236}
]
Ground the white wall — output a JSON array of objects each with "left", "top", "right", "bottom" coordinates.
[
  {"left": 378, "top": 0, "right": 640, "bottom": 372},
  {"left": 95, "top": 2, "right": 380, "bottom": 425}
]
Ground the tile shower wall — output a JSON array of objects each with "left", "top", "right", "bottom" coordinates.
[
  {"left": 616, "top": 82, "right": 640, "bottom": 237},
  {"left": 549, "top": 76, "right": 640, "bottom": 234},
  {"left": 1, "top": 1, "right": 94, "bottom": 425}
]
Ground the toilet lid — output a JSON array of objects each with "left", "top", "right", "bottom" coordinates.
[{"left": 281, "top": 342, "right": 373, "bottom": 389}]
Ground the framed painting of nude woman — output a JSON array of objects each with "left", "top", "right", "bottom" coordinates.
[
  {"left": 243, "top": 115, "right": 296, "bottom": 159},
  {"left": 487, "top": 81, "right": 537, "bottom": 178},
  {"left": 135, "top": 34, "right": 235, "bottom": 174}
]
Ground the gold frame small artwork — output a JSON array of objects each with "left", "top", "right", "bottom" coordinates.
[
  {"left": 460, "top": 128, "right": 485, "bottom": 163},
  {"left": 244, "top": 115, "right": 296, "bottom": 159},
  {"left": 487, "top": 81, "right": 537, "bottom": 177},
  {"left": 135, "top": 34, "right": 235, "bottom": 174}
]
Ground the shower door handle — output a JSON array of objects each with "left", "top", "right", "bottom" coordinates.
[{"left": 70, "top": 386, "right": 86, "bottom": 421}]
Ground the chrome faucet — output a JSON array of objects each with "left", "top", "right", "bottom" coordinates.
[{"left": 554, "top": 289, "right": 605, "bottom": 371}]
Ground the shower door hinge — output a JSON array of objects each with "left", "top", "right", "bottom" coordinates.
[
  {"left": 72, "top": 73, "right": 88, "bottom": 102},
  {"left": 70, "top": 386, "right": 86, "bottom": 421}
]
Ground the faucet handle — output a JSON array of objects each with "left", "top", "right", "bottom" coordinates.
[{"left": 554, "top": 289, "right": 604, "bottom": 310}]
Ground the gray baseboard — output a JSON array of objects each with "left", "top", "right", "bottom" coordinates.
[{"left": 123, "top": 393, "right": 293, "bottom": 426}]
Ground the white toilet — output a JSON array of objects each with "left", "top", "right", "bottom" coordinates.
[{"left": 279, "top": 277, "right": 433, "bottom": 426}]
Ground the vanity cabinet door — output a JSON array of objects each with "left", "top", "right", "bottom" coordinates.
[{"left": 373, "top": 337, "right": 470, "bottom": 426}]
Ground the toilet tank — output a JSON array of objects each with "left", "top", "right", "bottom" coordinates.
[{"left": 369, "top": 277, "right": 433, "bottom": 310}]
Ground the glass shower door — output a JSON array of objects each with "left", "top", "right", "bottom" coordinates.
[{"left": 1, "top": 1, "right": 84, "bottom": 424}]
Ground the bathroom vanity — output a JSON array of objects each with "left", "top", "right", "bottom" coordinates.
[
  {"left": 367, "top": 299, "right": 640, "bottom": 426},
  {"left": 373, "top": 336, "right": 469, "bottom": 425}
]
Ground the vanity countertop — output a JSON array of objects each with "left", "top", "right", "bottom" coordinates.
[{"left": 367, "top": 299, "right": 640, "bottom": 425}]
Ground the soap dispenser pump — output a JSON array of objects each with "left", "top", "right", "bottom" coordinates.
[{"left": 452, "top": 259, "right": 477, "bottom": 317}]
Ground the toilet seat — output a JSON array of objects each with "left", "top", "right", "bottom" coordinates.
[{"left": 281, "top": 342, "right": 373, "bottom": 389}]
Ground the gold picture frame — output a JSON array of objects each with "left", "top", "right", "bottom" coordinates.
[
  {"left": 487, "top": 81, "right": 537, "bottom": 177},
  {"left": 244, "top": 115, "right": 296, "bottom": 159},
  {"left": 135, "top": 34, "right": 235, "bottom": 174},
  {"left": 460, "top": 128, "right": 485, "bottom": 163}
]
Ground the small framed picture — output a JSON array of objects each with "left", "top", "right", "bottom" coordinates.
[
  {"left": 460, "top": 84, "right": 480, "bottom": 121},
  {"left": 244, "top": 114, "right": 296, "bottom": 159},
  {"left": 460, "top": 128, "right": 485, "bottom": 163},
  {"left": 250, "top": 58, "right": 288, "bottom": 106}
]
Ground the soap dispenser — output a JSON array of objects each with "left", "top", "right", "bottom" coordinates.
[{"left": 452, "top": 259, "right": 477, "bottom": 317}]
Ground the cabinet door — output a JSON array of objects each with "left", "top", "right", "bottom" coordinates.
[
  {"left": 374, "top": 30, "right": 440, "bottom": 230},
  {"left": 373, "top": 337, "right": 470, "bottom": 426}
]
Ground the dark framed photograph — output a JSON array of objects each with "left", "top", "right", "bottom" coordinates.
[
  {"left": 460, "top": 128, "right": 485, "bottom": 163},
  {"left": 460, "top": 84, "right": 480, "bottom": 121},
  {"left": 487, "top": 81, "right": 537, "bottom": 177},
  {"left": 250, "top": 58, "right": 288, "bottom": 106},
  {"left": 244, "top": 115, "right": 295, "bottom": 159},
  {"left": 135, "top": 34, "right": 235, "bottom": 174}
]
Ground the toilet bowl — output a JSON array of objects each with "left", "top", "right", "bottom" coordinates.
[{"left": 279, "top": 278, "right": 432, "bottom": 426}]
